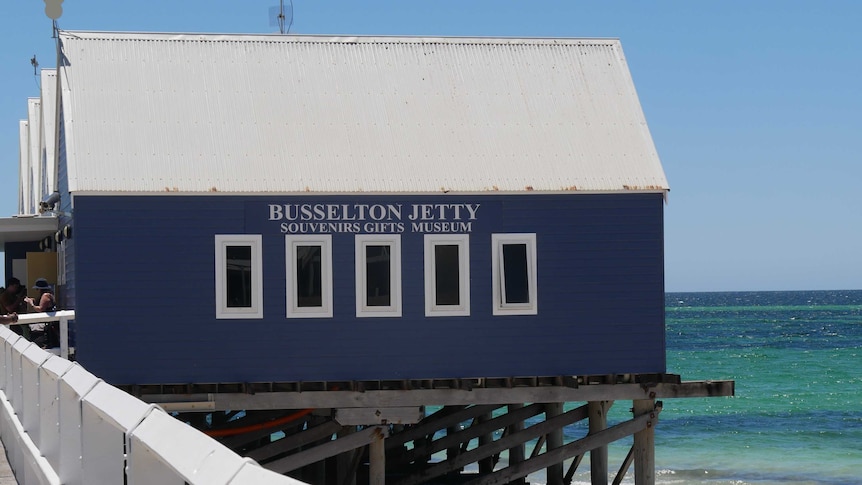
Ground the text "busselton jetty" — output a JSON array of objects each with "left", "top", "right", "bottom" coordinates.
[{"left": 269, "top": 203, "right": 480, "bottom": 234}]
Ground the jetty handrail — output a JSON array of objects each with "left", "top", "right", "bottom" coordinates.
[
  {"left": 11, "top": 310, "right": 76, "bottom": 359},
  {"left": 0, "top": 325, "right": 305, "bottom": 485}
]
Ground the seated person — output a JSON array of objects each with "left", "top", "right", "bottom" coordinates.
[
  {"left": 0, "top": 278, "right": 27, "bottom": 335},
  {"left": 25, "top": 278, "right": 56, "bottom": 312},
  {"left": 24, "top": 278, "right": 58, "bottom": 348},
  {"left": 0, "top": 278, "right": 27, "bottom": 314}
]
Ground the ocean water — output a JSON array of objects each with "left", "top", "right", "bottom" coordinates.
[
  {"left": 553, "top": 290, "right": 862, "bottom": 485},
  {"left": 470, "top": 290, "right": 860, "bottom": 484}
]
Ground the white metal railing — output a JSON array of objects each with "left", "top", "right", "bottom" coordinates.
[
  {"left": 0, "top": 324, "right": 306, "bottom": 485},
  {"left": 14, "top": 311, "right": 75, "bottom": 359}
]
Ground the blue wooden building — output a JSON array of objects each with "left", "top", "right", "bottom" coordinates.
[
  {"left": 18, "top": 31, "right": 670, "bottom": 387},
  {"left": 8, "top": 31, "right": 740, "bottom": 485}
]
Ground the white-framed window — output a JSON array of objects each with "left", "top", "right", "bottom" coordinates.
[
  {"left": 215, "top": 235, "right": 263, "bottom": 319},
  {"left": 424, "top": 234, "right": 470, "bottom": 317},
  {"left": 355, "top": 234, "right": 402, "bottom": 317},
  {"left": 492, "top": 233, "right": 537, "bottom": 315},
  {"left": 57, "top": 239, "right": 66, "bottom": 286},
  {"left": 285, "top": 234, "right": 333, "bottom": 318}
]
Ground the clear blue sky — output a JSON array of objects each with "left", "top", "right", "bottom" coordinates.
[{"left": 1, "top": 1, "right": 859, "bottom": 292}]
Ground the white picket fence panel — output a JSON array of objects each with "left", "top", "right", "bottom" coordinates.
[{"left": 0, "top": 321, "right": 306, "bottom": 485}]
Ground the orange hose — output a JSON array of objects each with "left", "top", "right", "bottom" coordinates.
[{"left": 204, "top": 408, "right": 313, "bottom": 438}]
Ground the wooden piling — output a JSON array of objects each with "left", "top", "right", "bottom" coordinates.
[
  {"left": 369, "top": 430, "right": 386, "bottom": 485},
  {"left": 336, "top": 426, "right": 357, "bottom": 485},
  {"left": 545, "top": 402, "right": 564, "bottom": 485},
  {"left": 588, "top": 400, "right": 610, "bottom": 485},
  {"left": 478, "top": 411, "right": 494, "bottom": 473},
  {"left": 632, "top": 400, "right": 656, "bottom": 485},
  {"left": 507, "top": 403, "right": 526, "bottom": 485}
]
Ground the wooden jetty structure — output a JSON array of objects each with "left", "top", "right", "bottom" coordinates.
[
  {"left": 122, "top": 375, "right": 732, "bottom": 485},
  {"left": 6, "top": 30, "right": 735, "bottom": 484}
]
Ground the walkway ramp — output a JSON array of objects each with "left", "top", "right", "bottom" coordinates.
[{"left": 0, "top": 438, "right": 18, "bottom": 485}]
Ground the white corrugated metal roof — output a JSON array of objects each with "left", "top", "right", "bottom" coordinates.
[
  {"left": 18, "top": 73, "right": 57, "bottom": 217},
  {"left": 22, "top": 98, "right": 42, "bottom": 215},
  {"left": 41, "top": 69, "right": 58, "bottom": 199},
  {"left": 58, "top": 31, "right": 668, "bottom": 194},
  {"left": 18, "top": 120, "right": 29, "bottom": 213}
]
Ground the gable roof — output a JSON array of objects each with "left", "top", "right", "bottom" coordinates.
[{"left": 58, "top": 31, "right": 668, "bottom": 194}]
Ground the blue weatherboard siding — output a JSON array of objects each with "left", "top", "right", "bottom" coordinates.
[
  {"left": 57, "top": 108, "right": 75, "bottom": 309},
  {"left": 71, "top": 193, "right": 665, "bottom": 385}
]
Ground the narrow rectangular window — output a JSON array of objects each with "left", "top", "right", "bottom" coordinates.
[
  {"left": 365, "top": 245, "right": 391, "bottom": 307},
  {"left": 492, "top": 233, "right": 537, "bottom": 315},
  {"left": 435, "top": 245, "right": 459, "bottom": 305},
  {"left": 226, "top": 245, "right": 253, "bottom": 307},
  {"left": 355, "top": 235, "right": 401, "bottom": 317},
  {"left": 502, "top": 244, "right": 529, "bottom": 304},
  {"left": 215, "top": 235, "right": 263, "bottom": 319},
  {"left": 57, "top": 239, "right": 67, "bottom": 285},
  {"left": 286, "top": 235, "right": 333, "bottom": 318},
  {"left": 297, "top": 246, "right": 322, "bottom": 307},
  {"left": 424, "top": 234, "right": 470, "bottom": 316}
]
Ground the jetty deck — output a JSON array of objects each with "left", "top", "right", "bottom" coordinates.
[{"left": 0, "top": 439, "right": 18, "bottom": 485}]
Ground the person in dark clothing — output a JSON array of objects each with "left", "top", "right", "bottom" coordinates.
[
  {"left": 25, "top": 278, "right": 56, "bottom": 312},
  {"left": 0, "top": 278, "right": 26, "bottom": 335},
  {"left": 24, "top": 278, "right": 58, "bottom": 348},
  {"left": 0, "top": 278, "right": 27, "bottom": 314}
]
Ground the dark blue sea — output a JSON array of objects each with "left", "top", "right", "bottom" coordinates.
[{"left": 519, "top": 290, "right": 862, "bottom": 484}]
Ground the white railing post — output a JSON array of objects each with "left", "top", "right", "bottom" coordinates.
[
  {"left": 58, "top": 364, "right": 101, "bottom": 485},
  {"left": 0, "top": 335, "right": 26, "bottom": 475},
  {"left": 128, "top": 410, "right": 217, "bottom": 485},
  {"left": 0, "top": 327, "right": 17, "bottom": 390},
  {"left": 0, "top": 328, "right": 19, "bottom": 466},
  {"left": 60, "top": 316, "right": 70, "bottom": 359},
  {"left": 39, "top": 355, "right": 75, "bottom": 472},
  {"left": 80, "top": 382, "right": 159, "bottom": 484},
  {"left": 2, "top": 332, "right": 22, "bottom": 394},
  {"left": 9, "top": 339, "right": 33, "bottom": 416},
  {"left": 128, "top": 409, "right": 307, "bottom": 485},
  {"left": 21, "top": 345, "right": 52, "bottom": 437}
]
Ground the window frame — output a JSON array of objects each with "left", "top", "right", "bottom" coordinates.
[
  {"left": 355, "top": 234, "right": 402, "bottom": 318},
  {"left": 491, "top": 233, "right": 538, "bottom": 316},
  {"left": 285, "top": 234, "right": 333, "bottom": 318},
  {"left": 215, "top": 234, "right": 263, "bottom": 319},
  {"left": 424, "top": 234, "right": 470, "bottom": 317},
  {"left": 57, "top": 239, "right": 67, "bottom": 286}
]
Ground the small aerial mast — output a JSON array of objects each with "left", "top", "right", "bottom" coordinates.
[
  {"left": 44, "top": 0, "right": 64, "bottom": 203},
  {"left": 271, "top": 0, "right": 294, "bottom": 34}
]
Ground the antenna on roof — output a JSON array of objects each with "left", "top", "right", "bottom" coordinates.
[
  {"left": 44, "top": 0, "right": 64, "bottom": 197},
  {"left": 269, "top": 0, "right": 294, "bottom": 34}
]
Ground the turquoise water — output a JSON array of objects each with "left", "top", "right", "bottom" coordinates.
[
  {"left": 435, "top": 291, "right": 861, "bottom": 484},
  {"left": 503, "top": 290, "right": 861, "bottom": 484},
  {"left": 567, "top": 290, "right": 862, "bottom": 485},
  {"left": 655, "top": 290, "right": 862, "bottom": 484}
]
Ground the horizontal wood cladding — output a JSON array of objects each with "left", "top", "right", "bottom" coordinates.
[{"left": 71, "top": 193, "right": 665, "bottom": 385}]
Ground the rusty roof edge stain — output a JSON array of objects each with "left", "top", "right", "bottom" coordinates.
[{"left": 623, "top": 184, "right": 667, "bottom": 191}]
